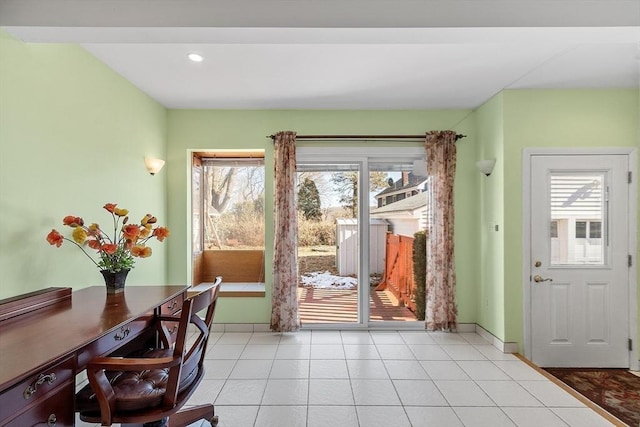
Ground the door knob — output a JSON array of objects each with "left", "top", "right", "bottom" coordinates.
[{"left": 533, "top": 275, "right": 552, "bottom": 283}]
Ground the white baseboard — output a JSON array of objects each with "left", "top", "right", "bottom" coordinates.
[
  {"left": 475, "top": 324, "right": 519, "bottom": 354},
  {"left": 456, "top": 323, "right": 476, "bottom": 333},
  {"left": 211, "top": 323, "right": 270, "bottom": 332}
]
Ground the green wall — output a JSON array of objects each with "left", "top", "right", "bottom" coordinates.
[
  {"left": 0, "top": 33, "right": 168, "bottom": 298},
  {"left": 166, "top": 109, "right": 480, "bottom": 323},
  {"left": 474, "top": 93, "right": 506, "bottom": 339},
  {"left": 476, "top": 89, "right": 639, "bottom": 351}
]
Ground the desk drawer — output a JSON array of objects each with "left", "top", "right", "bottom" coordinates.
[
  {"left": 77, "top": 315, "right": 153, "bottom": 369},
  {"left": 0, "top": 356, "right": 74, "bottom": 426},
  {"left": 159, "top": 296, "right": 183, "bottom": 346},
  {"left": 161, "top": 295, "right": 183, "bottom": 315},
  {"left": 2, "top": 381, "right": 74, "bottom": 427}
]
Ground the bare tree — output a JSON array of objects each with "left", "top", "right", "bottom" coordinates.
[
  {"left": 240, "top": 167, "right": 265, "bottom": 201},
  {"left": 207, "top": 167, "right": 236, "bottom": 213},
  {"left": 332, "top": 171, "right": 388, "bottom": 217},
  {"left": 297, "top": 171, "right": 337, "bottom": 208}
]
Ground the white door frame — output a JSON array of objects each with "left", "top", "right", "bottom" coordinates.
[{"left": 522, "top": 147, "right": 638, "bottom": 370}]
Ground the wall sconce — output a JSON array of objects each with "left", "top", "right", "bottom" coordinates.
[
  {"left": 144, "top": 157, "right": 165, "bottom": 175},
  {"left": 476, "top": 159, "right": 496, "bottom": 176}
]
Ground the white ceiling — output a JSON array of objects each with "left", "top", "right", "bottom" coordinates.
[{"left": 1, "top": 0, "right": 639, "bottom": 110}]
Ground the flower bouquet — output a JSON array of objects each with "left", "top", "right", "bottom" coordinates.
[{"left": 46, "top": 203, "right": 169, "bottom": 291}]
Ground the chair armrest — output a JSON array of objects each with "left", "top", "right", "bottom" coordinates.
[{"left": 87, "top": 355, "right": 181, "bottom": 372}]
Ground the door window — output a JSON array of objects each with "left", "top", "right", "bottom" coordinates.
[{"left": 549, "top": 173, "right": 606, "bottom": 266}]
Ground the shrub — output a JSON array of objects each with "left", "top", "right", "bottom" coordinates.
[
  {"left": 208, "top": 201, "right": 265, "bottom": 248},
  {"left": 412, "top": 230, "right": 426, "bottom": 320},
  {"left": 298, "top": 215, "right": 336, "bottom": 246}
]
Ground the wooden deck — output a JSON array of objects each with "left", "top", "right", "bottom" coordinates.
[{"left": 297, "top": 287, "right": 417, "bottom": 324}]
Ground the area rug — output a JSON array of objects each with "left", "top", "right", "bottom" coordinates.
[{"left": 543, "top": 368, "right": 640, "bottom": 426}]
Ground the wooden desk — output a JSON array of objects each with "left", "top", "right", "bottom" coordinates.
[{"left": 0, "top": 285, "right": 187, "bottom": 427}]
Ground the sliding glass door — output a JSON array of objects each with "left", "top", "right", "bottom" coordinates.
[{"left": 296, "top": 147, "right": 425, "bottom": 328}]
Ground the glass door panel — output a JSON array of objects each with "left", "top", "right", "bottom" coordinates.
[
  {"left": 368, "top": 162, "right": 424, "bottom": 323},
  {"left": 549, "top": 173, "right": 606, "bottom": 266},
  {"left": 296, "top": 163, "right": 361, "bottom": 325}
]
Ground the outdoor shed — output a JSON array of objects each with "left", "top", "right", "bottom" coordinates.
[{"left": 336, "top": 218, "right": 389, "bottom": 276}]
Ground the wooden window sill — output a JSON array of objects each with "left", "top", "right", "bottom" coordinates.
[{"left": 194, "top": 282, "right": 265, "bottom": 298}]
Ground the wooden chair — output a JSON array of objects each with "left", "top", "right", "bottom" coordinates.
[{"left": 76, "top": 278, "right": 222, "bottom": 427}]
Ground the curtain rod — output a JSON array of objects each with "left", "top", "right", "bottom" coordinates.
[{"left": 267, "top": 134, "right": 466, "bottom": 141}]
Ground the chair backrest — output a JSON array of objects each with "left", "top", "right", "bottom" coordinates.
[{"left": 162, "top": 278, "right": 221, "bottom": 408}]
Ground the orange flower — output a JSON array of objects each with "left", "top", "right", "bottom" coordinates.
[
  {"left": 46, "top": 230, "right": 64, "bottom": 247},
  {"left": 103, "top": 203, "right": 117, "bottom": 213},
  {"left": 101, "top": 244, "right": 117, "bottom": 255},
  {"left": 63, "top": 216, "right": 84, "bottom": 227},
  {"left": 153, "top": 227, "right": 170, "bottom": 242},
  {"left": 122, "top": 224, "right": 140, "bottom": 240},
  {"left": 131, "top": 245, "right": 152, "bottom": 258},
  {"left": 114, "top": 208, "right": 129, "bottom": 217},
  {"left": 88, "top": 239, "right": 101, "bottom": 250}
]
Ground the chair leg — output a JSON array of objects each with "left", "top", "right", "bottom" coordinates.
[{"left": 167, "top": 405, "right": 215, "bottom": 427}]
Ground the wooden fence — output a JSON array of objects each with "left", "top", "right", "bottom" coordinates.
[{"left": 375, "top": 233, "right": 417, "bottom": 313}]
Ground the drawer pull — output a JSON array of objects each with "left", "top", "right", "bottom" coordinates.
[
  {"left": 167, "top": 299, "right": 178, "bottom": 310},
  {"left": 47, "top": 413, "right": 57, "bottom": 427},
  {"left": 23, "top": 373, "right": 57, "bottom": 399},
  {"left": 169, "top": 325, "right": 178, "bottom": 335},
  {"left": 114, "top": 326, "right": 130, "bottom": 341}
]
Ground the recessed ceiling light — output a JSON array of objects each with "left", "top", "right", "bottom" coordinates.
[{"left": 187, "top": 53, "right": 204, "bottom": 63}]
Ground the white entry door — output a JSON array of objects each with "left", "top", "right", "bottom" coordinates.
[{"left": 530, "top": 154, "right": 630, "bottom": 367}]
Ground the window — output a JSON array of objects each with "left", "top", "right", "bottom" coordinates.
[
  {"left": 202, "top": 157, "right": 265, "bottom": 251},
  {"left": 549, "top": 173, "right": 605, "bottom": 265},
  {"left": 192, "top": 152, "right": 266, "bottom": 288},
  {"left": 575, "top": 220, "right": 601, "bottom": 239},
  {"left": 589, "top": 221, "right": 602, "bottom": 238}
]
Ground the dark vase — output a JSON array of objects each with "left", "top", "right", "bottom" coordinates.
[{"left": 100, "top": 269, "right": 130, "bottom": 294}]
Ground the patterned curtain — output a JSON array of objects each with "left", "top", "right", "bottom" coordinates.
[
  {"left": 425, "top": 130, "right": 458, "bottom": 331},
  {"left": 271, "top": 131, "right": 300, "bottom": 332}
]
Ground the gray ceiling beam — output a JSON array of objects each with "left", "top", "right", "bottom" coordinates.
[{"left": 1, "top": 0, "right": 639, "bottom": 28}]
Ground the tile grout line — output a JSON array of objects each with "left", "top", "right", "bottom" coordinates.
[
  {"left": 452, "top": 356, "right": 548, "bottom": 427},
  {"left": 400, "top": 331, "right": 467, "bottom": 427},
  {"left": 341, "top": 330, "right": 362, "bottom": 427}
]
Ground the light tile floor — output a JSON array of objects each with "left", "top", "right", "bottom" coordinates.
[{"left": 76, "top": 330, "right": 618, "bottom": 427}]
